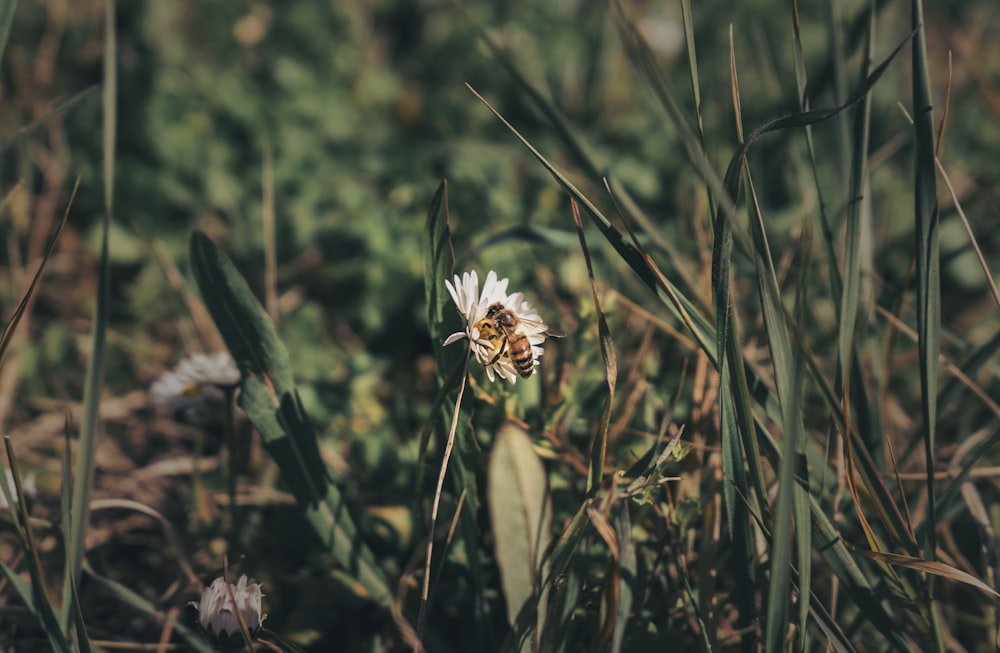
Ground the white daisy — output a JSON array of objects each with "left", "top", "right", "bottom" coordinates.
[
  {"left": 442, "top": 270, "right": 551, "bottom": 383},
  {"left": 150, "top": 352, "right": 240, "bottom": 410}
]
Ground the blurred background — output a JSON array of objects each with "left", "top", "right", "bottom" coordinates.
[{"left": 3, "top": 0, "right": 1000, "bottom": 650}]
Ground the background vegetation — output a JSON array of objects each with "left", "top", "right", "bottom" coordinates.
[{"left": 2, "top": 0, "right": 1000, "bottom": 651}]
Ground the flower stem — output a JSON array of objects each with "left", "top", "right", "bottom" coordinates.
[{"left": 416, "top": 346, "right": 471, "bottom": 648}]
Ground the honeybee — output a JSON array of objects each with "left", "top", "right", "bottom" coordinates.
[{"left": 476, "top": 302, "right": 565, "bottom": 378}]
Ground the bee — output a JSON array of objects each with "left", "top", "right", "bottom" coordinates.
[{"left": 477, "top": 302, "right": 565, "bottom": 378}]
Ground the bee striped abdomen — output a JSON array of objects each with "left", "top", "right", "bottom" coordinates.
[{"left": 507, "top": 334, "right": 535, "bottom": 378}]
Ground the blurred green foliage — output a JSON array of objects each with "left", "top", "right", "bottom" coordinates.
[{"left": 3, "top": 0, "right": 1000, "bottom": 650}]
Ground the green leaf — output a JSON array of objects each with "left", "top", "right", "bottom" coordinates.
[
  {"left": 489, "top": 423, "right": 553, "bottom": 653},
  {"left": 189, "top": 231, "right": 393, "bottom": 611}
]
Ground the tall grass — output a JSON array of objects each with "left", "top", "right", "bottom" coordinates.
[{"left": 1, "top": 0, "right": 999, "bottom": 651}]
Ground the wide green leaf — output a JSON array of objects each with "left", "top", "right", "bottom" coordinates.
[
  {"left": 189, "top": 231, "right": 393, "bottom": 611},
  {"left": 489, "top": 423, "right": 553, "bottom": 653}
]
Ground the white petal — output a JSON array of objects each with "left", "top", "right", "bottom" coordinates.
[
  {"left": 445, "top": 276, "right": 461, "bottom": 310},
  {"left": 443, "top": 331, "right": 468, "bottom": 347},
  {"left": 480, "top": 270, "right": 510, "bottom": 307}
]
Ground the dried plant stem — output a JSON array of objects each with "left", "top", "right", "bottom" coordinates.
[{"left": 415, "top": 348, "right": 471, "bottom": 648}]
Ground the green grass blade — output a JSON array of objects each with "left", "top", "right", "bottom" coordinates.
[
  {"left": 679, "top": 0, "right": 717, "bottom": 221},
  {"left": 911, "top": 0, "right": 940, "bottom": 544},
  {"left": 570, "top": 201, "right": 616, "bottom": 495},
  {"left": 608, "top": 506, "right": 635, "bottom": 653},
  {"left": 745, "top": 173, "right": 804, "bottom": 651},
  {"left": 802, "top": 580, "right": 856, "bottom": 653},
  {"left": 189, "top": 232, "right": 393, "bottom": 611},
  {"left": 910, "top": 0, "right": 944, "bottom": 646},
  {"left": 792, "top": 234, "right": 813, "bottom": 650},
  {"left": 423, "top": 180, "right": 461, "bottom": 373},
  {"left": 0, "top": 562, "right": 72, "bottom": 653},
  {"left": 488, "top": 424, "right": 553, "bottom": 653},
  {"left": 2, "top": 439, "right": 72, "bottom": 652},
  {"left": 0, "top": 86, "right": 98, "bottom": 157},
  {"left": 791, "top": 1, "right": 841, "bottom": 305},
  {"left": 466, "top": 85, "right": 716, "bottom": 361},
  {"left": 419, "top": 180, "right": 459, "bottom": 492},
  {"left": 0, "top": 0, "right": 15, "bottom": 69},
  {"left": 610, "top": 0, "right": 727, "bottom": 206},
  {"left": 467, "top": 10, "right": 704, "bottom": 299},
  {"left": 68, "top": 576, "right": 95, "bottom": 653},
  {"left": 83, "top": 563, "right": 213, "bottom": 653},
  {"left": 807, "top": 497, "right": 909, "bottom": 649},
  {"left": 0, "top": 560, "right": 34, "bottom": 614},
  {"left": 62, "top": 0, "right": 115, "bottom": 626},
  {"left": 718, "top": 367, "right": 758, "bottom": 652},
  {"left": 838, "top": 5, "right": 875, "bottom": 393}
]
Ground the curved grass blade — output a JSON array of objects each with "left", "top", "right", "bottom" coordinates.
[
  {"left": 82, "top": 562, "right": 213, "bottom": 653},
  {"left": 609, "top": 0, "right": 728, "bottom": 208},
  {"left": 465, "top": 6, "right": 704, "bottom": 299},
  {"left": 470, "top": 27, "right": 918, "bottom": 643},
  {"left": 189, "top": 232, "right": 393, "bottom": 611},
  {"left": 465, "top": 84, "right": 716, "bottom": 362},
  {"left": 848, "top": 545, "right": 1000, "bottom": 600},
  {"left": 489, "top": 423, "right": 553, "bottom": 653}
]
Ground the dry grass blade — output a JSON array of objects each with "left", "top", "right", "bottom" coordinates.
[
  {"left": 416, "top": 351, "right": 470, "bottom": 647},
  {"left": 3, "top": 437, "right": 72, "bottom": 652},
  {"left": 934, "top": 158, "right": 1000, "bottom": 310},
  {"left": 0, "top": 177, "right": 79, "bottom": 367},
  {"left": 848, "top": 544, "right": 1000, "bottom": 600}
]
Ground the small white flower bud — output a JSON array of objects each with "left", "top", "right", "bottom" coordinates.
[{"left": 190, "top": 574, "right": 265, "bottom": 652}]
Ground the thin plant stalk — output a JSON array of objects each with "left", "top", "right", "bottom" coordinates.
[{"left": 415, "top": 347, "right": 471, "bottom": 647}]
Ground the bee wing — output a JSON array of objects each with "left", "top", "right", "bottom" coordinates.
[{"left": 517, "top": 316, "right": 567, "bottom": 338}]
